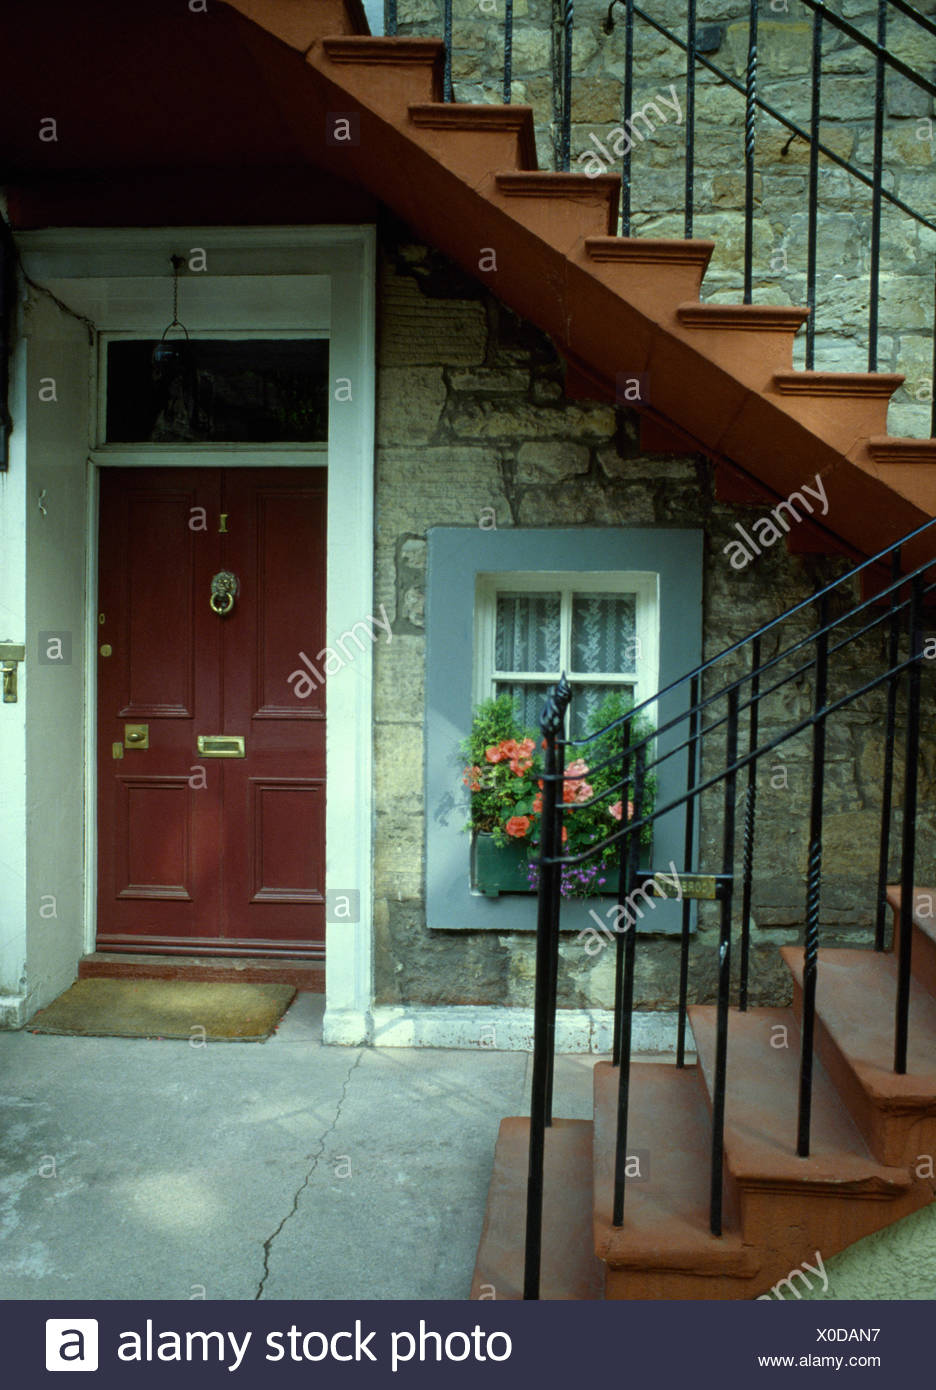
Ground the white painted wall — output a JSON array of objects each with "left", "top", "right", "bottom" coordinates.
[
  {"left": 0, "top": 332, "right": 29, "bottom": 1026},
  {"left": 23, "top": 292, "right": 91, "bottom": 1017}
]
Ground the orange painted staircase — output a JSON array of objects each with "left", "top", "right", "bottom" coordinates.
[
  {"left": 471, "top": 892, "right": 936, "bottom": 1300},
  {"left": 224, "top": 0, "right": 936, "bottom": 576}
]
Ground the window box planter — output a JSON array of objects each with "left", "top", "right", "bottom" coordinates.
[{"left": 471, "top": 832, "right": 652, "bottom": 898}]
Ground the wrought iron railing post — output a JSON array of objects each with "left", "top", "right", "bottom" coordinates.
[
  {"left": 742, "top": 0, "right": 758, "bottom": 304},
  {"left": 385, "top": 0, "right": 397, "bottom": 36},
  {"left": 805, "top": 9, "right": 822, "bottom": 370},
  {"left": 523, "top": 675, "right": 571, "bottom": 1301},
  {"left": 676, "top": 674, "right": 700, "bottom": 1067},
  {"left": 739, "top": 636, "right": 760, "bottom": 1011},
  {"left": 868, "top": 0, "right": 887, "bottom": 371},
  {"left": 544, "top": 730, "right": 566, "bottom": 1126},
  {"left": 709, "top": 686, "right": 738, "bottom": 1237},
  {"left": 613, "top": 743, "right": 646, "bottom": 1227},
  {"left": 612, "top": 716, "right": 633, "bottom": 1067},
  {"left": 561, "top": 2, "right": 574, "bottom": 172},
  {"left": 894, "top": 574, "right": 924, "bottom": 1075},
  {"left": 684, "top": 0, "right": 696, "bottom": 239},
  {"left": 797, "top": 593, "right": 829, "bottom": 1157},
  {"left": 622, "top": 0, "right": 634, "bottom": 234},
  {"left": 503, "top": 0, "right": 514, "bottom": 104},
  {"left": 443, "top": 0, "right": 454, "bottom": 101},
  {"left": 875, "top": 548, "right": 903, "bottom": 950}
]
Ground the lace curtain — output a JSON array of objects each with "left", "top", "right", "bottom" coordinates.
[{"left": 494, "top": 590, "right": 637, "bottom": 736}]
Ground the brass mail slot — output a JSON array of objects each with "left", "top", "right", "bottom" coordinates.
[{"left": 197, "top": 735, "right": 246, "bottom": 758}]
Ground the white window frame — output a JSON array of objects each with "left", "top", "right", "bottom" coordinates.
[{"left": 473, "top": 570, "right": 660, "bottom": 724}]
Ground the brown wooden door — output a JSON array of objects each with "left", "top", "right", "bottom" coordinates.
[{"left": 96, "top": 468, "right": 326, "bottom": 956}]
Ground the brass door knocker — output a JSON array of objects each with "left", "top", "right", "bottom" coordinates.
[{"left": 210, "top": 570, "right": 238, "bottom": 616}]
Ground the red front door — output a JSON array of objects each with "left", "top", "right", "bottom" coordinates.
[{"left": 96, "top": 468, "right": 326, "bottom": 957}]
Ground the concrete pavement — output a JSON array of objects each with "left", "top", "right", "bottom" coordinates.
[{"left": 0, "top": 993, "right": 599, "bottom": 1300}]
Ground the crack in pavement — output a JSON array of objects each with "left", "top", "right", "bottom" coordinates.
[{"left": 254, "top": 1049, "right": 364, "bottom": 1300}]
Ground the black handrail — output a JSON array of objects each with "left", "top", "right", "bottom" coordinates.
[{"left": 520, "top": 517, "right": 936, "bottom": 1296}]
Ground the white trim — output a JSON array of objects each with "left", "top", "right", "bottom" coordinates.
[
  {"left": 370, "top": 1006, "right": 684, "bottom": 1055},
  {"left": 13, "top": 226, "right": 377, "bottom": 1036}
]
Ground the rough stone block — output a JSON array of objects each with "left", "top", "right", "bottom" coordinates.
[
  {"left": 515, "top": 440, "right": 590, "bottom": 482},
  {"left": 377, "top": 366, "right": 447, "bottom": 445}
]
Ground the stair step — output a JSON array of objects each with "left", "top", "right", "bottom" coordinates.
[
  {"left": 593, "top": 1061, "right": 760, "bottom": 1298},
  {"left": 771, "top": 372, "right": 902, "bottom": 450},
  {"left": 853, "top": 436, "right": 936, "bottom": 519},
  {"left": 581, "top": 237, "right": 714, "bottom": 314},
  {"left": 409, "top": 103, "right": 537, "bottom": 180},
  {"left": 676, "top": 303, "right": 810, "bottom": 383},
  {"left": 781, "top": 946, "right": 936, "bottom": 1166},
  {"left": 470, "top": 1117, "right": 604, "bottom": 1301},
  {"left": 494, "top": 172, "right": 620, "bottom": 250},
  {"left": 887, "top": 886, "right": 936, "bottom": 998},
  {"left": 318, "top": 37, "right": 445, "bottom": 107},
  {"left": 690, "top": 1005, "right": 909, "bottom": 1195},
  {"left": 690, "top": 1003, "right": 926, "bottom": 1266}
]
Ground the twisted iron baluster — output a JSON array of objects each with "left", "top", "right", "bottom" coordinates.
[
  {"left": 743, "top": 0, "right": 758, "bottom": 303},
  {"left": 504, "top": 0, "right": 514, "bottom": 104},
  {"left": 797, "top": 594, "right": 829, "bottom": 1157}
]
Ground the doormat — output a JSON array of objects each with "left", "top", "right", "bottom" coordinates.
[{"left": 26, "top": 978, "right": 297, "bottom": 1042}]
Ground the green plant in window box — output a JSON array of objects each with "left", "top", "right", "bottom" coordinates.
[{"left": 461, "top": 691, "right": 656, "bottom": 899}]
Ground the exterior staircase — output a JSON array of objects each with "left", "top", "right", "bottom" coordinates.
[
  {"left": 471, "top": 890, "right": 936, "bottom": 1300},
  {"left": 225, "top": 0, "right": 936, "bottom": 574}
]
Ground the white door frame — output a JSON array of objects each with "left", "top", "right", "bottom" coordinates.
[{"left": 15, "top": 226, "right": 376, "bottom": 1043}]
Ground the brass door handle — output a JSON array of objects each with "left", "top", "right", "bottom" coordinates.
[
  {"left": 124, "top": 723, "right": 149, "bottom": 749},
  {"left": 210, "top": 570, "right": 238, "bottom": 616}
]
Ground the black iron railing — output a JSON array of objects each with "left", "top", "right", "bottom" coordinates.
[
  {"left": 387, "top": 0, "right": 936, "bottom": 434},
  {"left": 522, "top": 517, "right": 936, "bottom": 1298}
]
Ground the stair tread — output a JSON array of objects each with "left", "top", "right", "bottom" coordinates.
[
  {"left": 781, "top": 947, "right": 936, "bottom": 1100},
  {"left": 470, "top": 1117, "right": 604, "bottom": 1300},
  {"left": 886, "top": 885, "right": 936, "bottom": 950},
  {"left": 593, "top": 1061, "right": 758, "bottom": 1274},
  {"left": 689, "top": 1006, "right": 910, "bottom": 1192}
]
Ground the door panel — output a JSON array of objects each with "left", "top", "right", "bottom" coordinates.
[
  {"left": 97, "top": 467, "right": 326, "bottom": 956},
  {"left": 220, "top": 471, "right": 327, "bottom": 944}
]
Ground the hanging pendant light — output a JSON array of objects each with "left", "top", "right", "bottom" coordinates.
[
  {"left": 151, "top": 254, "right": 191, "bottom": 373},
  {"left": 150, "top": 254, "right": 201, "bottom": 440}
]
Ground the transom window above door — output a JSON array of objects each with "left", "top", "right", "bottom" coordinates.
[
  {"left": 103, "top": 336, "right": 329, "bottom": 444},
  {"left": 474, "top": 571, "right": 659, "bottom": 738}
]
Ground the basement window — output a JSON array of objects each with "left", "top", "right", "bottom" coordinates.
[{"left": 104, "top": 338, "right": 329, "bottom": 443}]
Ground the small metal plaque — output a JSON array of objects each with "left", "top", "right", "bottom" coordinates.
[
  {"left": 648, "top": 873, "right": 728, "bottom": 901},
  {"left": 197, "top": 734, "right": 246, "bottom": 758}
]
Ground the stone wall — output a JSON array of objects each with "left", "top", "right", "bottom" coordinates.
[
  {"left": 372, "top": 212, "right": 936, "bottom": 1013},
  {"left": 393, "top": 0, "right": 936, "bottom": 437}
]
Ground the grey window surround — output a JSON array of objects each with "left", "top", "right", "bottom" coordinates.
[{"left": 425, "top": 527, "right": 704, "bottom": 935}]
